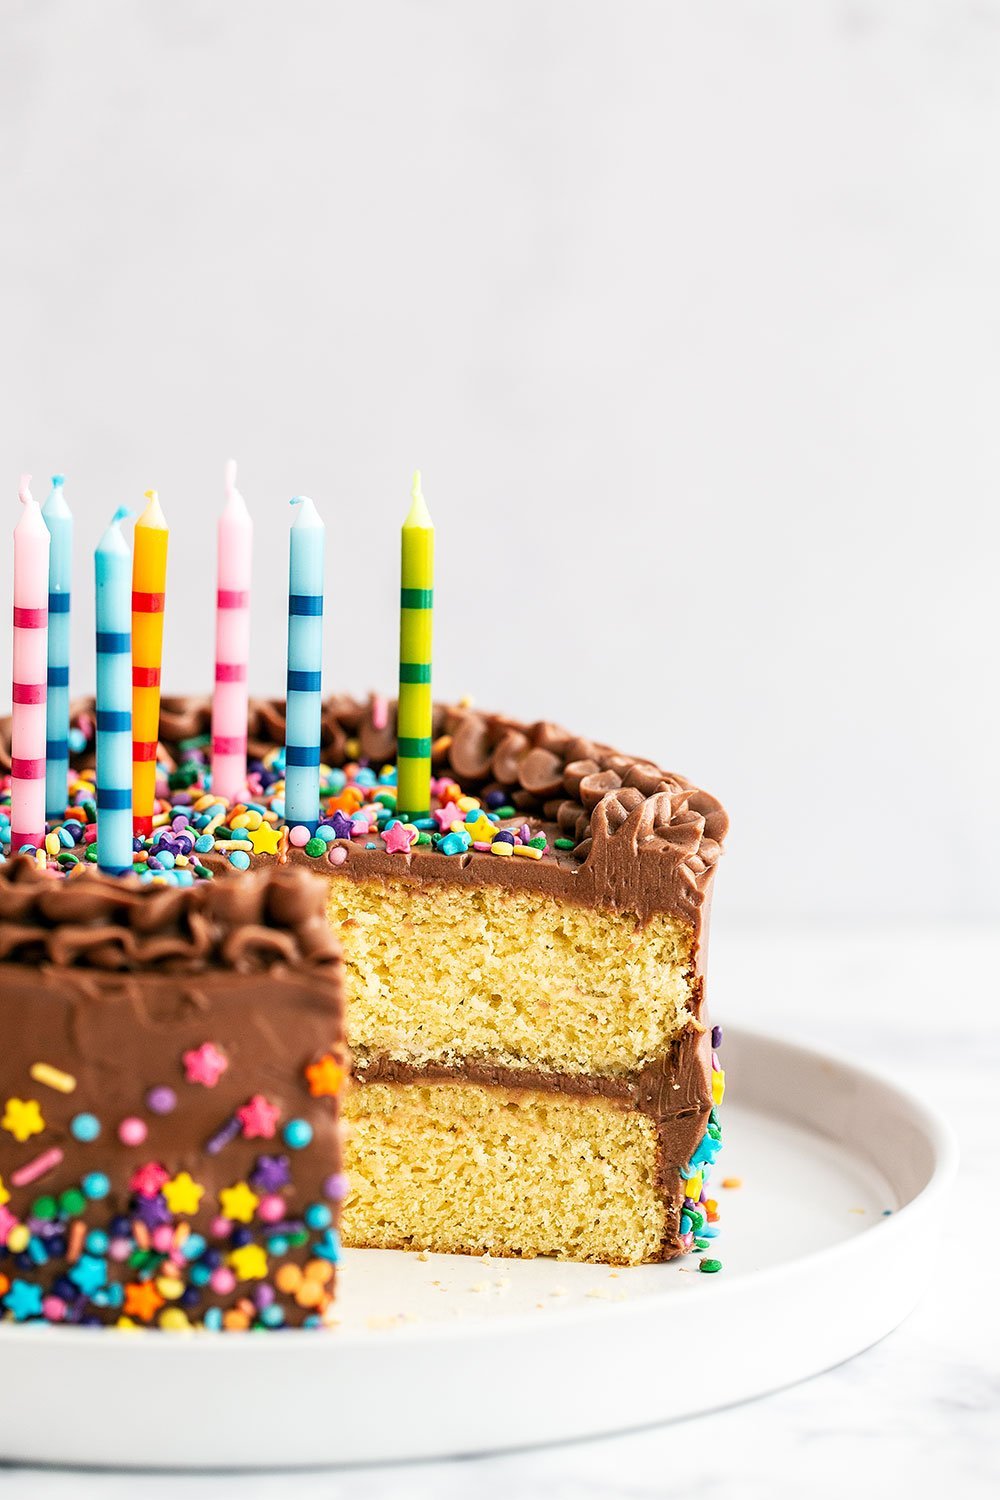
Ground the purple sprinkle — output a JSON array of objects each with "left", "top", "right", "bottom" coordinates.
[
  {"left": 250, "top": 1154, "right": 292, "bottom": 1192},
  {"left": 132, "top": 1193, "right": 171, "bottom": 1228},
  {"left": 711, "top": 1025, "right": 723, "bottom": 1049},
  {"left": 485, "top": 790, "right": 507, "bottom": 809},
  {"left": 519, "top": 824, "right": 532, "bottom": 844},
  {"left": 146, "top": 1086, "right": 177, "bottom": 1115},
  {"left": 171, "top": 815, "right": 189, "bottom": 831},
  {"left": 323, "top": 1172, "right": 349, "bottom": 1202},
  {"left": 493, "top": 830, "right": 516, "bottom": 846},
  {"left": 205, "top": 1115, "right": 242, "bottom": 1156},
  {"left": 254, "top": 1283, "right": 276, "bottom": 1309},
  {"left": 330, "top": 810, "right": 354, "bottom": 840}
]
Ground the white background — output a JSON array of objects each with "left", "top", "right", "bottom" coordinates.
[{"left": 1, "top": 0, "right": 997, "bottom": 923}]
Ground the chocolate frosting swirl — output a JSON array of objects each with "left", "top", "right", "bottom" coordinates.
[{"left": 0, "top": 857, "right": 341, "bottom": 973}]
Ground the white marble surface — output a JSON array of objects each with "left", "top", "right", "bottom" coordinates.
[{"left": 2, "top": 922, "right": 995, "bottom": 1497}]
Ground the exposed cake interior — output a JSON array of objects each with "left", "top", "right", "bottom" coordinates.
[
  {"left": 342, "top": 1082, "right": 669, "bottom": 1265},
  {"left": 329, "top": 876, "right": 695, "bottom": 1076}
]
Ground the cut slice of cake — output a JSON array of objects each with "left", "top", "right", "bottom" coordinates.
[
  {"left": 0, "top": 862, "right": 346, "bottom": 1329},
  {"left": 1, "top": 692, "right": 726, "bottom": 1279}
]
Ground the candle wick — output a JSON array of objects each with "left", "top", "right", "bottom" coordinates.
[
  {"left": 412, "top": 470, "right": 422, "bottom": 502},
  {"left": 17, "top": 474, "right": 32, "bottom": 506},
  {"left": 144, "top": 489, "right": 157, "bottom": 503},
  {"left": 112, "top": 506, "right": 132, "bottom": 526}
]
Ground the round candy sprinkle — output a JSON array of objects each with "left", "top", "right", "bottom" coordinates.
[
  {"left": 228, "top": 849, "right": 251, "bottom": 871},
  {"left": 283, "top": 1119, "right": 313, "bottom": 1150},
  {"left": 699, "top": 1258, "right": 722, "bottom": 1274},
  {"left": 82, "top": 1171, "right": 111, "bottom": 1200},
  {"left": 288, "top": 825, "right": 310, "bottom": 848},
  {"left": 305, "top": 1203, "right": 332, "bottom": 1230},
  {"left": 70, "top": 1112, "right": 100, "bottom": 1143},
  {"left": 323, "top": 1172, "right": 349, "bottom": 1202},
  {"left": 327, "top": 846, "right": 347, "bottom": 866},
  {"left": 146, "top": 1085, "right": 177, "bottom": 1115},
  {"left": 304, "top": 837, "right": 325, "bottom": 857},
  {"left": 117, "top": 1116, "right": 148, "bottom": 1147}
]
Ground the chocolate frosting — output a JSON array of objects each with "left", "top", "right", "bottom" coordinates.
[
  {"left": 0, "top": 857, "right": 341, "bottom": 974},
  {"left": 0, "top": 694, "right": 728, "bottom": 935}
]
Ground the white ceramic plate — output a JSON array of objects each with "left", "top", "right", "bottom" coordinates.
[{"left": 0, "top": 1026, "right": 957, "bottom": 1469}]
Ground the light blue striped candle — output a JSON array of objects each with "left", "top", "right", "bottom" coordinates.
[
  {"left": 42, "top": 474, "right": 72, "bottom": 819},
  {"left": 95, "top": 507, "right": 133, "bottom": 875},
  {"left": 285, "top": 495, "right": 325, "bottom": 833}
]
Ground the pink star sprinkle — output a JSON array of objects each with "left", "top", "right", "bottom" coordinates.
[
  {"left": 183, "top": 1042, "right": 229, "bottom": 1088},
  {"left": 130, "top": 1161, "right": 170, "bottom": 1198},
  {"left": 236, "top": 1094, "right": 281, "bottom": 1140},
  {"left": 433, "top": 802, "right": 463, "bottom": 833},
  {"left": 383, "top": 821, "right": 416, "bottom": 854}
]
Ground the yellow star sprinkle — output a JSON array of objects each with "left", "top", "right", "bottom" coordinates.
[
  {"left": 162, "top": 1171, "right": 205, "bottom": 1216},
  {"left": 1, "top": 1098, "right": 45, "bottom": 1143},
  {"left": 218, "top": 1181, "right": 260, "bottom": 1224},
  {"left": 228, "top": 1243, "right": 269, "bottom": 1281},
  {"left": 0, "top": 1175, "right": 9, "bottom": 1206},
  {"left": 248, "top": 823, "right": 282, "bottom": 857}
]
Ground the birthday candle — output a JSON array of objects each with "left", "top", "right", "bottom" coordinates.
[
  {"left": 285, "top": 495, "right": 324, "bottom": 833},
  {"left": 211, "top": 461, "right": 253, "bottom": 803},
  {"left": 42, "top": 475, "right": 72, "bottom": 820},
  {"left": 95, "top": 509, "right": 133, "bottom": 875},
  {"left": 10, "top": 476, "right": 51, "bottom": 853},
  {"left": 131, "top": 490, "right": 168, "bottom": 837},
  {"left": 397, "top": 470, "right": 434, "bottom": 816}
]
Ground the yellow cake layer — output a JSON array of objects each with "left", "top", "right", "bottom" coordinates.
[
  {"left": 327, "top": 877, "right": 694, "bottom": 1076},
  {"left": 341, "top": 1080, "right": 667, "bottom": 1264}
]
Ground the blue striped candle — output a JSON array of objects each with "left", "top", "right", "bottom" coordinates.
[
  {"left": 95, "top": 508, "right": 133, "bottom": 875},
  {"left": 285, "top": 495, "right": 325, "bottom": 833},
  {"left": 42, "top": 474, "right": 72, "bottom": 820}
]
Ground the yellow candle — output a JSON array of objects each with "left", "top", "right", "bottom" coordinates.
[
  {"left": 397, "top": 471, "right": 434, "bottom": 816},
  {"left": 131, "top": 489, "right": 169, "bottom": 835}
]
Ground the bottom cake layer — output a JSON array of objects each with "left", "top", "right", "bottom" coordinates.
[{"left": 341, "top": 1079, "right": 704, "bottom": 1265}]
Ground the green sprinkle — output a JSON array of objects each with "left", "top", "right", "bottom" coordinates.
[
  {"left": 58, "top": 1187, "right": 86, "bottom": 1217},
  {"left": 85, "top": 845, "right": 99, "bottom": 862},
  {"left": 304, "top": 837, "right": 325, "bottom": 857},
  {"left": 416, "top": 832, "right": 432, "bottom": 845},
  {"left": 31, "top": 1195, "right": 58, "bottom": 1221},
  {"left": 699, "top": 1258, "right": 722, "bottom": 1274},
  {"left": 694, "top": 1237, "right": 710, "bottom": 1251},
  {"left": 494, "top": 805, "right": 516, "bottom": 819},
  {"left": 554, "top": 837, "right": 576, "bottom": 850},
  {"left": 375, "top": 793, "right": 397, "bottom": 809}
]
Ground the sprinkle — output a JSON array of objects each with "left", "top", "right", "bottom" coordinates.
[
  {"left": 182, "top": 1041, "right": 229, "bottom": 1087},
  {"left": 29, "top": 1063, "right": 77, "bottom": 1094},
  {"left": 327, "top": 846, "right": 348, "bottom": 866},
  {"left": 721, "top": 1177, "right": 742, "bottom": 1190},
  {"left": 217, "top": 1182, "right": 260, "bottom": 1224},
  {"left": 11, "top": 1147, "right": 63, "bottom": 1187},
  {"left": 305, "top": 1054, "right": 345, "bottom": 1098},
  {"left": 512, "top": 843, "right": 543, "bottom": 859},
  {"left": 146, "top": 1086, "right": 177, "bottom": 1115},
  {"left": 698, "top": 1258, "right": 722, "bottom": 1274},
  {"left": 117, "top": 1117, "right": 148, "bottom": 1147},
  {"left": 235, "top": 1094, "right": 281, "bottom": 1140},
  {"left": 288, "top": 824, "right": 311, "bottom": 848},
  {"left": 205, "top": 1115, "right": 242, "bottom": 1156},
  {"left": 283, "top": 1119, "right": 313, "bottom": 1150},
  {"left": 490, "top": 840, "right": 513, "bottom": 857},
  {"left": 1, "top": 1098, "right": 45, "bottom": 1143}
]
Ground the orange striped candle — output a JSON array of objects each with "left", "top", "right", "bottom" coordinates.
[{"left": 131, "top": 490, "right": 168, "bottom": 836}]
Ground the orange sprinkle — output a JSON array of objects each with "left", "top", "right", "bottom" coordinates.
[
  {"left": 721, "top": 1176, "right": 743, "bottom": 1190},
  {"left": 223, "top": 1309, "right": 250, "bottom": 1331},
  {"left": 294, "top": 1278, "right": 324, "bottom": 1308},
  {"left": 275, "top": 1263, "right": 302, "bottom": 1294},
  {"left": 304, "top": 1258, "right": 333, "bottom": 1285}
]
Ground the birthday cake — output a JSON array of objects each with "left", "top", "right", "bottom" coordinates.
[
  {"left": 0, "top": 470, "right": 727, "bottom": 1330},
  {"left": 0, "top": 693, "right": 726, "bottom": 1328}
]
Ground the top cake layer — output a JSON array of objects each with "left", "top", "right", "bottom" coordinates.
[{"left": 0, "top": 695, "right": 728, "bottom": 933}]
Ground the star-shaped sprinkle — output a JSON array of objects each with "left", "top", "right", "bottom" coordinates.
[
  {"left": 130, "top": 1161, "right": 170, "bottom": 1198},
  {"left": 236, "top": 1094, "right": 281, "bottom": 1140},
  {"left": 228, "top": 1243, "right": 268, "bottom": 1281},
  {"left": 329, "top": 811, "right": 354, "bottom": 839},
  {"left": 182, "top": 1041, "right": 228, "bottom": 1087},
  {"left": 305, "top": 1054, "right": 346, "bottom": 1098},
  {"left": 0, "top": 1206, "right": 18, "bottom": 1241},
  {"left": 3, "top": 1279, "right": 44, "bottom": 1321},
  {"left": 433, "top": 801, "right": 463, "bottom": 833},
  {"left": 218, "top": 1181, "right": 260, "bottom": 1224},
  {"left": 123, "top": 1281, "right": 165, "bottom": 1322},
  {"left": 383, "top": 821, "right": 417, "bottom": 854},
  {"left": 162, "top": 1171, "right": 205, "bottom": 1216},
  {"left": 0, "top": 1175, "right": 9, "bottom": 1207},
  {"left": 250, "top": 1154, "right": 291, "bottom": 1193},
  {"left": 1, "top": 1098, "right": 45, "bottom": 1143},
  {"left": 249, "top": 823, "right": 282, "bottom": 856},
  {"left": 68, "top": 1253, "right": 107, "bottom": 1296}
]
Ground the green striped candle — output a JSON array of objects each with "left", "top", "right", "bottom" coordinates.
[{"left": 397, "top": 471, "right": 434, "bottom": 816}]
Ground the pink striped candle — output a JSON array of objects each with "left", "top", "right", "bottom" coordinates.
[
  {"left": 10, "top": 476, "right": 51, "bottom": 852},
  {"left": 210, "top": 460, "right": 253, "bottom": 802}
]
